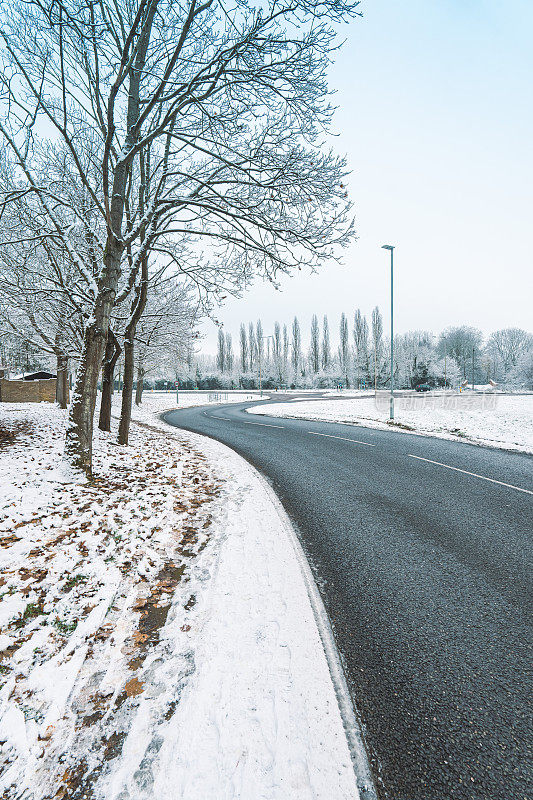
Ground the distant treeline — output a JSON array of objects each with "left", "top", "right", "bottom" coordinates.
[{"left": 176, "top": 311, "right": 533, "bottom": 390}]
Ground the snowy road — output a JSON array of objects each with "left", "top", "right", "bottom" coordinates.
[{"left": 164, "top": 396, "right": 533, "bottom": 800}]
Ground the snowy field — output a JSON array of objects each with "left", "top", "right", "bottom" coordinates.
[
  {"left": 0, "top": 398, "right": 360, "bottom": 800},
  {"left": 248, "top": 392, "right": 533, "bottom": 453},
  {"left": 142, "top": 389, "right": 259, "bottom": 410}
]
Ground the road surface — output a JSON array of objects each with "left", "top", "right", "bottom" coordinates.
[{"left": 164, "top": 396, "right": 532, "bottom": 800}]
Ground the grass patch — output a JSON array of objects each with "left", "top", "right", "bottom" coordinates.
[
  {"left": 63, "top": 574, "right": 88, "bottom": 591},
  {"left": 450, "top": 428, "right": 467, "bottom": 438},
  {"left": 53, "top": 617, "right": 78, "bottom": 634},
  {"left": 13, "top": 602, "right": 43, "bottom": 629},
  {"left": 386, "top": 420, "right": 415, "bottom": 431}
]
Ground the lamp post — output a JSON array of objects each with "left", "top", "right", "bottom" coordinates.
[{"left": 381, "top": 245, "right": 395, "bottom": 420}]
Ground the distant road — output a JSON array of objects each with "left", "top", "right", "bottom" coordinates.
[{"left": 164, "top": 396, "right": 533, "bottom": 800}]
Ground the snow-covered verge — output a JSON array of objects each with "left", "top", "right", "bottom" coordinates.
[
  {"left": 0, "top": 400, "right": 361, "bottom": 800},
  {"left": 247, "top": 393, "right": 533, "bottom": 454},
  {"left": 141, "top": 390, "right": 259, "bottom": 410}
]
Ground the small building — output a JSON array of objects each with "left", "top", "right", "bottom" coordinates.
[
  {"left": 0, "top": 371, "right": 57, "bottom": 403},
  {"left": 21, "top": 370, "right": 57, "bottom": 381}
]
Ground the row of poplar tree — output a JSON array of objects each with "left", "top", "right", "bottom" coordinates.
[{"left": 210, "top": 312, "right": 533, "bottom": 390}]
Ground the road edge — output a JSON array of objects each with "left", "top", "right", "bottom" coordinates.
[{"left": 161, "top": 409, "right": 379, "bottom": 800}]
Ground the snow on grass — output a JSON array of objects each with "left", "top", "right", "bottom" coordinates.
[
  {"left": 0, "top": 399, "right": 360, "bottom": 800},
  {"left": 0, "top": 403, "right": 220, "bottom": 798},
  {"left": 247, "top": 392, "right": 533, "bottom": 453},
  {"left": 138, "top": 389, "right": 259, "bottom": 412}
]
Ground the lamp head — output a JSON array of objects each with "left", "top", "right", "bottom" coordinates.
[{"left": 381, "top": 245, "right": 394, "bottom": 251}]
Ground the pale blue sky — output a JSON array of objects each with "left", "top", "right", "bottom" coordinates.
[{"left": 200, "top": 0, "right": 533, "bottom": 352}]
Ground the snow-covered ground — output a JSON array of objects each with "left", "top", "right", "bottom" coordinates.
[
  {"left": 0, "top": 398, "right": 362, "bottom": 800},
  {"left": 144, "top": 390, "right": 259, "bottom": 409},
  {"left": 248, "top": 392, "right": 533, "bottom": 453}
]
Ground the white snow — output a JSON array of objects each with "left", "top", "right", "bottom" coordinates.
[
  {"left": 0, "top": 397, "right": 361, "bottom": 799},
  {"left": 140, "top": 389, "right": 259, "bottom": 412},
  {"left": 247, "top": 391, "right": 533, "bottom": 453}
]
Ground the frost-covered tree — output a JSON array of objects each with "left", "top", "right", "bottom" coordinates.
[
  {"left": 291, "top": 317, "right": 302, "bottom": 376},
  {"left": 130, "top": 281, "right": 197, "bottom": 406},
  {"left": 485, "top": 328, "right": 533, "bottom": 382},
  {"left": 283, "top": 324, "right": 290, "bottom": 379},
  {"left": 248, "top": 323, "right": 257, "bottom": 373},
  {"left": 0, "top": 183, "right": 99, "bottom": 406},
  {"left": 310, "top": 314, "right": 320, "bottom": 373},
  {"left": 239, "top": 324, "right": 248, "bottom": 373},
  {"left": 322, "top": 315, "right": 331, "bottom": 371},
  {"left": 508, "top": 347, "right": 533, "bottom": 389},
  {"left": 339, "top": 312, "right": 349, "bottom": 384},
  {"left": 437, "top": 326, "right": 483, "bottom": 380},
  {"left": 353, "top": 309, "right": 369, "bottom": 387},
  {"left": 0, "top": 0, "right": 358, "bottom": 471},
  {"left": 396, "top": 331, "right": 436, "bottom": 388},
  {"left": 371, "top": 306, "right": 384, "bottom": 390},
  {"left": 216, "top": 329, "right": 226, "bottom": 373},
  {"left": 273, "top": 322, "right": 284, "bottom": 384},
  {"left": 256, "top": 320, "right": 264, "bottom": 369},
  {"left": 225, "top": 332, "right": 234, "bottom": 373}
]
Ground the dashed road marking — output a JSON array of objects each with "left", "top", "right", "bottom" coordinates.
[
  {"left": 308, "top": 431, "right": 375, "bottom": 447},
  {"left": 408, "top": 454, "right": 533, "bottom": 495},
  {"left": 243, "top": 421, "right": 285, "bottom": 429}
]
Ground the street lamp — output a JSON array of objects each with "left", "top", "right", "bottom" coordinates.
[{"left": 381, "top": 245, "right": 395, "bottom": 420}]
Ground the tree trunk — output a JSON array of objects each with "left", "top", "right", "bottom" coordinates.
[
  {"left": 65, "top": 256, "right": 121, "bottom": 473},
  {"left": 98, "top": 329, "right": 122, "bottom": 432},
  {"left": 118, "top": 335, "right": 135, "bottom": 445},
  {"left": 135, "top": 367, "right": 145, "bottom": 405},
  {"left": 117, "top": 255, "right": 149, "bottom": 445},
  {"left": 55, "top": 352, "right": 69, "bottom": 409}
]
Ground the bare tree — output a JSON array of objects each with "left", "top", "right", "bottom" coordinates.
[
  {"left": 396, "top": 331, "right": 436, "bottom": 388},
  {"left": 322, "top": 315, "right": 331, "bottom": 371},
  {"left": 239, "top": 324, "right": 248, "bottom": 373},
  {"left": 0, "top": 192, "right": 95, "bottom": 406},
  {"left": 438, "top": 326, "right": 483, "bottom": 379},
  {"left": 225, "top": 332, "right": 234, "bottom": 373},
  {"left": 256, "top": 320, "right": 264, "bottom": 368},
  {"left": 486, "top": 328, "right": 532, "bottom": 380},
  {"left": 371, "top": 305, "right": 383, "bottom": 391},
  {"left": 129, "top": 280, "right": 197, "bottom": 409},
  {"left": 339, "top": 312, "right": 349, "bottom": 384},
  {"left": 310, "top": 314, "right": 320, "bottom": 373},
  {"left": 291, "top": 316, "right": 302, "bottom": 375},
  {"left": 273, "top": 321, "right": 283, "bottom": 384},
  {"left": 216, "top": 329, "right": 226, "bottom": 373},
  {"left": 283, "top": 324, "right": 290, "bottom": 378},
  {"left": 248, "top": 323, "right": 257, "bottom": 373},
  {"left": 353, "top": 309, "right": 369, "bottom": 387},
  {"left": 0, "top": 0, "right": 359, "bottom": 471}
]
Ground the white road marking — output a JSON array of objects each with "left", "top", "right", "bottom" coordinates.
[
  {"left": 408, "top": 454, "right": 533, "bottom": 495},
  {"left": 243, "top": 421, "right": 285, "bottom": 429},
  {"left": 211, "top": 415, "right": 231, "bottom": 420},
  {"left": 308, "top": 431, "right": 375, "bottom": 447}
]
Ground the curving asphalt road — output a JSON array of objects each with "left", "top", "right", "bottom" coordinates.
[{"left": 164, "top": 395, "right": 533, "bottom": 800}]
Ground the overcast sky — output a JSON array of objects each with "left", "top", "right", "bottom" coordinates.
[{"left": 198, "top": 0, "right": 532, "bottom": 353}]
